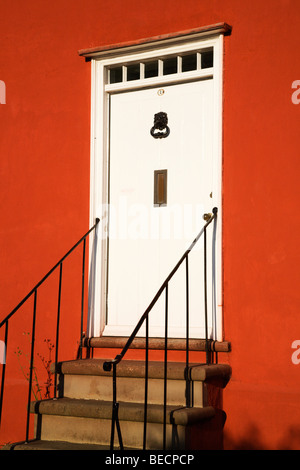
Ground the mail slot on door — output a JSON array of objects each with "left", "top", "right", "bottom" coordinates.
[{"left": 154, "top": 169, "right": 167, "bottom": 207}]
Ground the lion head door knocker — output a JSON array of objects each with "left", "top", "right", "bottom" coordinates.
[{"left": 150, "top": 112, "right": 170, "bottom": 139}]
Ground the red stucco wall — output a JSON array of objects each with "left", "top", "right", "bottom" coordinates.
[{"left": 0, "top": 0, "right": 300, "bottom": 449}]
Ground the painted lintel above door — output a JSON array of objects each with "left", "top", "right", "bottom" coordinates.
[{"left": 78, "top": 22, "right": 232, "bottom": 60}]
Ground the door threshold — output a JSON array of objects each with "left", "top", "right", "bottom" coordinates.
[{"left": 85, "top": 336, "right": 230, "bottom": 353}]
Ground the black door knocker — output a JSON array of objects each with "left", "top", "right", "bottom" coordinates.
[{"left": 150, "top": 112, "right": 170, "bottom": 139}]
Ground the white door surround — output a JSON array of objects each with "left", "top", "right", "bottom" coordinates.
[{"left": 84, "top": 27, "right": 225, "bottom": 340}]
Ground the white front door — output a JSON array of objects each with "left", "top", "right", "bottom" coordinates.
[{"left": 105, "top": 79, "right": 218, "bottom": 338}]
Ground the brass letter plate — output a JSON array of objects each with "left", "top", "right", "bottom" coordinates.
[{"left": 154, "top": 169, "right": 167, "bottom": 207}]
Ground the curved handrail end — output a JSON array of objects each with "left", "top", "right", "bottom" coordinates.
[
  {"left": 103, "top": 361, "right": 112, "bottom": 372},
  {"left": 103, "top": 354, "right": 123, "bottom": 372}
]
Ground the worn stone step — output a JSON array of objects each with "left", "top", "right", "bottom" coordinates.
[
  {"left": 62, "top": 372, "right": 204, "bottom": 406},
  {"left": 85, "top": 336, "right": 231, "bottom": 353},
  {"left": 2, "top": 440, "right": 111, "bottom": 451},
  {"left": 31, "top": 397, "right": 215, "bottom": 424},
  {"left": 52, "top": 360, "right": 230, "bottom": 406},
  {"left": 31, "top": 397, "right": 216, "bottom": 449},
  {"left": 52, "top": 359, "right": 231, "bottom": 384},
  {"left": 63, "top": 375, "right": 205, "bottom": 406}
]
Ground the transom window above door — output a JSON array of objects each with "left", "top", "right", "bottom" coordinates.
[{"left": 107, "top": 48, "right": 214, "bottom": 85}]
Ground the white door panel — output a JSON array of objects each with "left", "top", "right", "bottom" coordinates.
[{"left": 106, "top": 80, "right": 215, "bottom": 338}]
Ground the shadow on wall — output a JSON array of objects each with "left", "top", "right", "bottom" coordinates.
[{"left": 225, "top": 423, "right": 300, "bottom": 450}]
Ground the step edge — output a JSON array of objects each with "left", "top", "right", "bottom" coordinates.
[
  {"left": 1, "top": 439, "right": 111, "bottom": 451},
  {"left": 85, "top": 336, "right": 231, "bottom": 352},
  {"left": 51, "top": 359, "right": 231, "bottom": 384},
  {"left": 31, "top": 398, "right": 215, "bottom": 425}
]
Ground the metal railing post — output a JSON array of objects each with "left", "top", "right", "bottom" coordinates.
[
  {"left": 25, "top": 289, "right": 37, "bottom": 443},
  {"left": 163, "top": 284, "right": 169, "bottom": 450},
  {"left": 80, "top": 238, "right": 86, "bottom": 360},
  {"left": 54, "top": 262, "right": 63, "bottom": 399},
  {"left": 143, "top": 315, "right": 149, "bottom": 450},
  {"left": 204, "top": 226, "right": 210, "bottom": 364},
  {"left": 110, "top": 362, "right": 123, "bottom": 450},
  {"left": 185, "top": 254, "right": 191, "bottom": 407}
]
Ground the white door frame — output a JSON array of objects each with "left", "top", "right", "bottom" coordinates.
[{"left": 87, "top": 31, "right": 224, "bottom": 340}]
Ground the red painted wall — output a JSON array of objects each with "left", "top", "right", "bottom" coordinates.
[{"left": 0, "top": 0, "right": 300, "bottom": 449}]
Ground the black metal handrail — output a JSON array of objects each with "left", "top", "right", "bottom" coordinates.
[
  {"left": 103, "top": 207, "right": 218, "bottom": 450},
  {"left": 0, "top": 218, "right": 100, "bottom": 442}
]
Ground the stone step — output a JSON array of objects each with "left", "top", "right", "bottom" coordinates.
[
  {"left": 85, "top": 336, "right": 231, "bottom": 353},
  {"left": 62, "top": 374, "right": 205, "bottom": 406},
  {"left": 52, "top": 359, "right": 231, "bottom": 407},
  {"left": 52, "top": 359, "right": 231, "bottom": 383},
  {"left": 31, "top": 397, "right": 216, "bottom": 449},
  {"left": 2, "top": 440, "right": 111, "bottom": 451}
]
